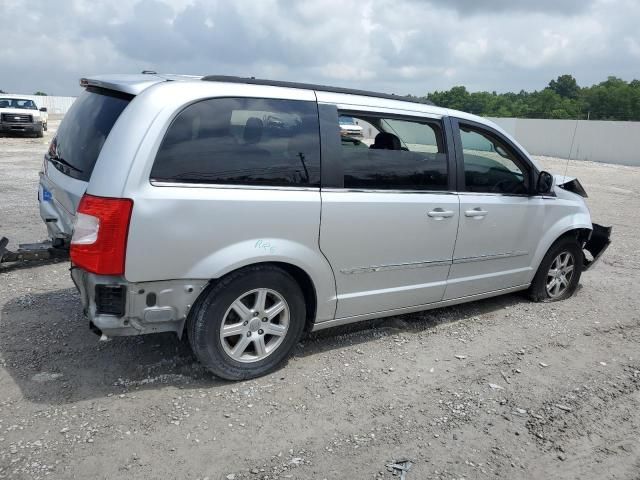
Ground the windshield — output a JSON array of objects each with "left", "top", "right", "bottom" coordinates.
[
  {"left": 339, "top": 116, "right": 355, "bottom": 125},
  {"left": 49, "top": 87, "right": 132, "bottom": 181},
  {"left": 0, "top": 98, "right": 37, "bottom": 110}
]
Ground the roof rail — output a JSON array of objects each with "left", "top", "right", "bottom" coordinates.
[{"left": 201, "top": 75, "right": 434, "bottom": 106}]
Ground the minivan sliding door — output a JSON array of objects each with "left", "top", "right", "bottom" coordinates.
[{"left": 318, "top": 104, "right": 460, "bottom": 319}]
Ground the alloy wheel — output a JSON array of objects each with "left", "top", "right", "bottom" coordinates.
[
  {"left": 219, "top": 288, "right": 290, "bottom": 363},
  {"left": 546, "top": 251, "right": 575, "bottom": 298}
]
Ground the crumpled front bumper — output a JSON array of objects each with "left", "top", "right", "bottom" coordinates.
[
  {"left": 70, "top": 267, "right": 207, "bottom": 338},
  {"left": 583, "top": 223, "right": 612, "bottom": 270}
]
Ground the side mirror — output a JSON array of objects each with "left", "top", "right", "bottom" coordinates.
[
  {"left": 536, "top": 171, "right": 554, "bottom": 194},
  {"left": 39, "top": 107, "right": 47, "bottom": 112}
]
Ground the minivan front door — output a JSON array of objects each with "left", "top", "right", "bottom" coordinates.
[
  {"left": 444, "top": 119, "right": 544, "bottom": 300},
  {"left": 317, "top": 106, "right": 459, "bottom": 319}
]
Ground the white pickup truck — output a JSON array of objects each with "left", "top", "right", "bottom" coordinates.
[{"left": 0, "top": 94, "right": 48, "bottom": 137}]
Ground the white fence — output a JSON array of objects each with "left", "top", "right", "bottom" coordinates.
[
  {"left": 489, "top": 117, "right": 640, "bottom": 167},
  {"left": 3, "top": 94, "right": 76, "bottom": 115}
]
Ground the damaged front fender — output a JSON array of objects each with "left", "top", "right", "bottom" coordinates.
[
  {"left": 583, "top": 223, "right": 612, "bottom": 270},
  {"left": 554, "top": 174, "right": 588, "bottom": 198}
]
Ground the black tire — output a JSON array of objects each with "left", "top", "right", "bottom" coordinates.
[
  {"left": 188, "top": 265, "right": 306, "bottom": 380},
  {"left": 529, "top": 236, "right": 583, "bottom": 302},
  {"left": 43, "top": 122, "right": 48, "bottom": 132}
]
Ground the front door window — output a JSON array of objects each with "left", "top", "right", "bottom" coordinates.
[{"left": 460, "top": 126, "right": 528, "bottom": 194}]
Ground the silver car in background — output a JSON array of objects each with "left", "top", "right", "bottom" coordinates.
[{"left": 38, "top": 73, "right": 611, "bottom": 380}]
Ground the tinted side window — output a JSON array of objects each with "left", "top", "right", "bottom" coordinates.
[
  {"left": 459, "top": 125, "right": 528, "bottom": 194},
  {"left": 52, "top": 87, "right": 132, "bottom": 181},
  {"left": 340, "top": 114, "right": 447, "bottom": 191},
  {"left": 151, "top": 98, "right": 320, "bottom": 187}
]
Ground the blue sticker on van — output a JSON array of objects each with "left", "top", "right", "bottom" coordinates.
[{"left": 42, "top": 188, "right": 52, "bottom": 202}]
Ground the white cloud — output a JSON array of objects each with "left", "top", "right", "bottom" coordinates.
[
  {"left": 0, "top": 0, "right": 638, "bottom": 96},
  {"left": 315, "top": 64, "right": 377, "bottom": 82},
  {"left": 453, "top": 37, "right": 490, "bottom": 65}
]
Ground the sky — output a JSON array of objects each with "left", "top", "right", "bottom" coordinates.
[{"left": 1, "top": 0, "right": 639, "bottom": 97}]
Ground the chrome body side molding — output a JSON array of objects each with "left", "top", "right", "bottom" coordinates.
[
  {"left": 340, "top": 259, "right": 452, "bottom": 275},
  {"left": 339, "top": 251, "right": 529, "bottom": 275},
  {"left": 452, "top": 251, "right": 528, "bottom": 264}
]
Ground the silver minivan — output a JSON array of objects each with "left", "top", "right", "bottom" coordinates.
[{"left": 39, "top": 73, "right": 610, "bottom": 380}]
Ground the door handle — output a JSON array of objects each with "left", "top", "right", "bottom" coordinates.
[
  {"left": 427, "top": 208, "right": 455, "bottom": 219},
  {"left": 465, "top": 208, "right": 488, "bottom": 218}
]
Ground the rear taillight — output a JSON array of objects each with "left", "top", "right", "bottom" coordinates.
[
  {"left": 70, "top": 194, "right": 133, "bottom": 276},
  {"left": 47, "top": 136, "right": 57, "bottom": 158}
]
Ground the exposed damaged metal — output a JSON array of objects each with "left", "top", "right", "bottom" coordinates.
[
  {"left": 583, "top": 224, "right": 612, "bottom": 270},
  {"left": 555, "top": 175, "right": 589, "bottom": 198},
  {"left": 70, "top": 267, "right": 208, "bottom": 339}
]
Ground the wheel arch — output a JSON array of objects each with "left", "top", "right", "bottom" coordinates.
[
  {"left": 174, "top": 237, "right": 337, "bottom": 324},
  {"left": 200, "top": 261, "right": 320, "bottom": 334},
  {"left": 555, "top": 227, "right": 591, "bottom": 245},
  {"left": 271, "top": 261, "right": 317, "bottom": 333},
  {"left": 529, "top": 223, "right": 592, "bottom": 282}
]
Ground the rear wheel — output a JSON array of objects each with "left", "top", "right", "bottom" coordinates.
[
  {"left": 43, "top": 122, "right": 48, "bottom": 132},
  {"left": 188, "top": 265, "right": 306, "bottom": 380},
  {"left": 529, "top": 237, "right": 583, "bottom": 302}
]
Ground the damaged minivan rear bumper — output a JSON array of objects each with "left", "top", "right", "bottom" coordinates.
[
  {"left": 70, "top": 267, "right": 207, "bottom": 338},
  {"left": 583, "top": 223, "right": 612, "bottom": 270}
]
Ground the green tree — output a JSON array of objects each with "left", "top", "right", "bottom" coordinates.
[
  {"left": 33, "top": 91, "right": 47, "bottom": 96},
  {"left": 422, "top": 75, "right": 640, "bottom": 121},
  {"left": 427, "top": 86, "right": 470, "bottom": 111},
  {"left": 582, "top": 76, "right": 640, "bottom": 120},
  {"left": 548, "top": 74, "right": 580, "bottom": 99}
]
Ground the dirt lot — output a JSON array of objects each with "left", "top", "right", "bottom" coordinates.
[{"left": 1, "top": 118, "right": 639, "bottom": 480}]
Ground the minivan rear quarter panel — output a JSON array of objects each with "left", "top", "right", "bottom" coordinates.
[{"left": 100, "top": 82, "right": 338, "bottom": 322}]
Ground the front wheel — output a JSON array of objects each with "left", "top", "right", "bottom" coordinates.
[
  {"left": 529, "top": 237, "right": 583, "bottom": 302},
  {"left": 188, "top": 265, "right": 306, "bottom": 380}
]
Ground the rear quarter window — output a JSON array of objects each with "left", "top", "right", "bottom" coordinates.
[{"left": 150, "top": 97, "right": 320, "bottom": 187}]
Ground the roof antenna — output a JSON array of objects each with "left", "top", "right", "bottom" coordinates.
[{"left": 563, "top": 117, "right": 580, "bottom": 182}]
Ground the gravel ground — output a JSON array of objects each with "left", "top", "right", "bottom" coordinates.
[{"left": 1, "top": 119, "right": 639, "bottom": 480}]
